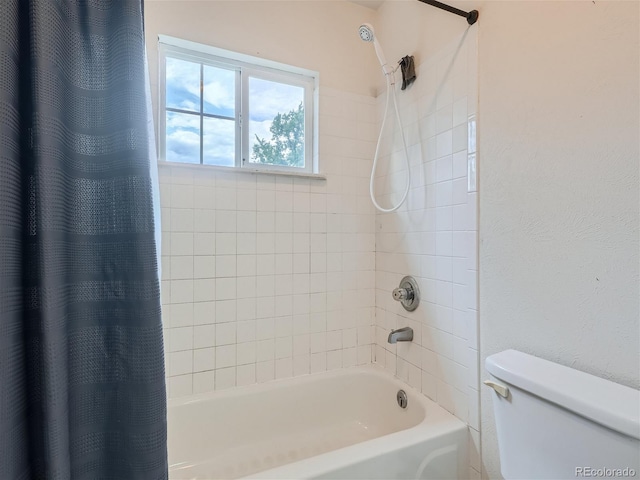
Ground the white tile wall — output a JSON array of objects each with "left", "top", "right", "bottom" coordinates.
[
  {"left": 160, "top": 87, "right": 378, "bottom": 398},
  {"left": 371, "top": 33, "right": 480, "bottom": 477}
]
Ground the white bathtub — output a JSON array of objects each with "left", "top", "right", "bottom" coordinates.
[{"left": 168, "top": 366, "right": 468, "bottom": 479}]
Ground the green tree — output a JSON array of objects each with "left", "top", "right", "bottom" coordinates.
[{"left": 252, "top": 102, "right": 305, "bottom": 167}]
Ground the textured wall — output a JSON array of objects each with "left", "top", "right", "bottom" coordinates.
[{"left": 478, "top": 2, "right": 640, "bottom": 478}]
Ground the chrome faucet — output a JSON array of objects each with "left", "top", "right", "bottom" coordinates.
[{"left": 388, "top": 327, "right": 413, "bottom": 344}]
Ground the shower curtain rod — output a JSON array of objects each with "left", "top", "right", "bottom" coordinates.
[{"left": 417, "top": 0, "right": 479, "bottom": 25}]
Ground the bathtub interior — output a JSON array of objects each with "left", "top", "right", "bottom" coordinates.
[{"left": 168, "top": 369, "right": 442, "bottom": 479}]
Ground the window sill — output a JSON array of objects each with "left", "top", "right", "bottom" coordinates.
[{"left": 158, "top": 161, "right": 326, "bottom": 180}]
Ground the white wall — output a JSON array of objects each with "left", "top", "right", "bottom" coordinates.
[
  {"left": 372, "top": 2, "right": 481, "bottom": 479},
  {"left": 145, "top": 1, "right": 380, "bottom": 396},
  {"left": 478, "top": 1, "right": 640, "bottom": 478}
]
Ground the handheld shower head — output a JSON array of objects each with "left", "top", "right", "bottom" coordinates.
[
  {"left": 358, "top": 24, "right": 375, "bottom": 42},
  {"left": 360, "top": 28, "right": 411, "bottom": 213},
  {"left": 358, "top": 23, "right": 388, "bottom": 70}
]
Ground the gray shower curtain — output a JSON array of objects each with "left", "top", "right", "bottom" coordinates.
[{"left": 0, "top": 1, "right": 168, "bottom": 479}]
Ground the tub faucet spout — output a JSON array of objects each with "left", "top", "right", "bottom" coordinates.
[{"left": 388, "top": 327, "right": 413, "bottom": 344}]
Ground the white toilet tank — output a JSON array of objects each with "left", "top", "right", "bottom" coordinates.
[{"left": 486, "top": 350, "right": 640, "bottom": 480}]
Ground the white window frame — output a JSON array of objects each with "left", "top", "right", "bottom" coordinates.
[{"left": 158, "top": 35, "right": 318, "bottom": 174}]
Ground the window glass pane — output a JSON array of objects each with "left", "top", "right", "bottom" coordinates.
[
  {"left": 248, "top": 77, "right": 305, "bottom": 168},
  {"left": 203, "top": 117, "right": 235, "bottom": 167},
  {"left": 203, "top": 65, "right": 235, "bottom": 118},
  {"left": 166, "top": 57, "right": 201, "bottom": 112},
  {"left": 166, "top": 111, "right": 200, "bottom": 163}
]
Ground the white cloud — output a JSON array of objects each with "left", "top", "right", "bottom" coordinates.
[
  {"left": 203, "top": 65, "right": 235, "bottom": 114},
  {"left": 166, "top": 129, "right": 200, "bottom": 164},
  {"left": 166, "top": 57, "right": 200, "bottom": 111},
  {"left": 249, "top": 78, "right": 304, "bottom": 121},
  {"left": 203, "top": 118, "right": 235, "bottom": 166}
]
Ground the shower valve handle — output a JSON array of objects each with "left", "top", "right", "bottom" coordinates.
[
  {"left": 392, "top": 287, "right": 410, "bottom": 301},
  {"left": 391, "top": 276, "right": 420, "bottom": 312}
]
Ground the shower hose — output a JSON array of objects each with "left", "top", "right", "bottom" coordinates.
[{"left": 369, "top": 69, "right": 411, "bottom": 213}]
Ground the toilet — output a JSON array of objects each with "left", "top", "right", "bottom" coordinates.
[{"left": 485, "top": 350, "right": 640, "bottom": 479}]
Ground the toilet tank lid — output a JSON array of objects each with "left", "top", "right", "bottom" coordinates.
[{"left": 486, "top": 350, "right": 640, "bottom": 440}]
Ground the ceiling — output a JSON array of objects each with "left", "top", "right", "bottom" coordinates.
[{"left": 348, "top": 0, "right": 385, "bottom": 10}]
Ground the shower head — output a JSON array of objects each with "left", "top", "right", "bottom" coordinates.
[
  {"left": 358, "top": 24, "right": 375, "bottom": 42},
  {"left": 358, "top": 23, "right": 388, "bottom": 70}
]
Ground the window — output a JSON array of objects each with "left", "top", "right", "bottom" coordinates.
[{"left": 158, "top": 36, "right": 317, "bottom": 174}]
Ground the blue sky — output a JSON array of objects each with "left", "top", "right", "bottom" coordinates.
[{"left": 165, "top": 56, "right": 304, "bottom": 166}]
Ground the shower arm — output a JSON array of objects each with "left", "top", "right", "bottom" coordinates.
[{"left": 417, "top": 0, "right": 479, "bottom": 25}]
